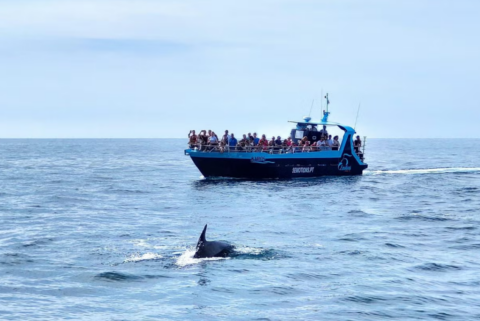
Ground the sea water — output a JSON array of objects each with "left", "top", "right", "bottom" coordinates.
[{"left": 1, "top": 139, "right": 480, "bottom": 320}]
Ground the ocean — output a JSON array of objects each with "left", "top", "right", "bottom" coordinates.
[{"left": 1, "top": 138, "right": 480, "bottom": 320}]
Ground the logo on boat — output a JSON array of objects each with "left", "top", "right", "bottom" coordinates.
[
  {"left": 338, "top": 154, "right": 352, "bottom": 171},
  {"left": 292, "top": 167, "right": 314, "bottom": 174},
  {"left": 250, "top": 157, "right": 274, "bottom": 164}
]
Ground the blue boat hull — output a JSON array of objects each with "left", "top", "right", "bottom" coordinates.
[{"left": 187, "top": 151, "right": 367, "bottom": 179}]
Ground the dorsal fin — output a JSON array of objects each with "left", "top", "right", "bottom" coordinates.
[{"left": 196, "top": 224, "right": 208, "bottom": 249}]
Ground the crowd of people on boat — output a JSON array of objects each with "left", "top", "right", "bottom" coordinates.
[{"left": 187, "top": 129, "right": 362, "bottom": 154}]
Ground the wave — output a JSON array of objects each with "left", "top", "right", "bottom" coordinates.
[
  {"left": 414, "top": 263, "right": 462, "bottom": 272},
  {"left": 396, "top": 214, "right": 453, "bottom": 222},
  {"left": 94, "top": 272, "right": 143, "bottom": 282},
  {"left": 124, "top": 252, "right": 163, "bottom": 263},
  {"left": 445, "top": 226, "right": 476, "bottom": 231},
  {"left": 385, "top": 243, "right": 405, "bottom": 248},
  {"left": 449, "top": 244, "right": 480, "bottom": 250},
  {"left": 366, "top": 167, "right": 480, "bottom": 175},
  {"left": 173, "top": 246, "right": 283, "bottom": 267},
  {"left": 175, "top": 248, "right": 229, "bottom": 267},
  {"left": 344, "top": 295, "right": 387, "bottom": 303},
  {"left": 232, "top": 247, "right": 285, "bottom": 260},
  {"left": 94, "top": 271, "right": 169, "bottom": 281}
]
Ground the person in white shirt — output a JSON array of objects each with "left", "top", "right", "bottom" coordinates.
[
  {"left": 327, "top": 135, "right": 334, "bottom": 147},
  {"left": 317, "top": 139, "right": 326, "bottom": 151},
  {"left": 209, "top": 133, "right": 218, "bottom": 144}
]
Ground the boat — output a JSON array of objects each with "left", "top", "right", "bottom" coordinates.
[{"left": 185, "top": 94, "right": 368, "bottom": 179}]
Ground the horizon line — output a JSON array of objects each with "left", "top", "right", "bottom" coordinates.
[{"left": 1, "top": 137, "right": 479, "bottom": 140}]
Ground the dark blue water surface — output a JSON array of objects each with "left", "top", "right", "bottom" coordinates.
[{"left": 1, "top": 139, "right": 480, "bottom": 320}]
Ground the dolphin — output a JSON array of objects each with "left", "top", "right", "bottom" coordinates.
[{"left": 193, "top": 224, "right": 235, "bottom": 258}]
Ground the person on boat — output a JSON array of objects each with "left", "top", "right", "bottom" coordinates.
[
  {"left": 253, "top": 133, "right": 259, "bottom": 146},
  {"left": 257, "top": 134, "right": 268, "bottom": 151},
  {"left": 288, "top": 141, "right": 295, "bottom": 153},
  {"left": 319, "top": 125, "right": 328, "bottom": 139},
  {"left": 275, "top": 136, "right": 282, "bottom": 146},
  {"left": 228, "top": 133, "right": 238, "bottom": 150},
  {"left": 219, "top": 141, "right": 226, "bottom": 153},
  {"left": 208, "top": 132, "right": 218, "bottom": 145},
  {"left": 268, "top": 136, "right": 275, "bottom": 145},
  {"left": 317, "top": 138, "right": 326, "bottom": 151},
  {"left": 302, "top": 141, "right": 312, "bottom": 152},
  {"left": 332, "top": 135, "right": 340, "bottom": 150},
  {"left": 222, "top": 130, "right": 231, "bottom": 145},
  {"left": 297, "top": 137, "right": 304, "bottom": 149},
  {"left": 301, "top": 136, "right": 310, "bottom": 146},
  {"left": 268, "top": 137, "right": 276, "bottom": 152},
  {"left": 326, "top": 135, "right": 333, "bottom": 147},
  {"left": 188, "top": 130, "right": 197, "bottom": 149},
  {"left": 247, "top": 132, "right": 253, "bottom": 144},
  {"left": 238, "top": 134, "right": 248, "bottom": 150},
  {"left": 354, "top": 135, "right": 362, "bottom": 153},
  {"left": 196, "top": 130, "right": 208, "bottom": 151},
  {"left": 286, "top": 136, "right": 292, "bottom": 146},
  {"left": 199, "top": 130, "right": 208, "bottom": 144}
]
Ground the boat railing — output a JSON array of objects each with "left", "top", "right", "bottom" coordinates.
[
  {"left": 361, "top": 136, "right": 367, "bottom": 161},
  {"left": 187, "top": 143, "right": 338, "bottom": 154}
]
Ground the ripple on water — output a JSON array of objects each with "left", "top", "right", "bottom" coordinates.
[
  {"left": 343, "top": 295, "right": 388, "bottom": 304},
  {"left": 347, "top": 210, "right": 370, "bottom": 217},
  {"left": 21, "top": 238, "right": 55, "bottom": 248},
  {"left": 338, "top": 250, "right": 365, "bottom": 256},
  {"left": 396, "top": 214, "right": 453, "bottom": 222},
  {"left": 445, "top": 226, "right": 476, "bottom": 231},
  {"left": 95, "top": 272, "right": 143, "bottom": 282},
  {"left": 413, "top": 263, "right": 462, "bottom": 272},
  {"left": 338, "top": 234, "right": 367, "bottom": 242},
  {"left": 94, "top": 272, "right": 169, "bottom": 282},
  {"left": 385, "top": 243, "right": 406, "bottom": 248},
  {"left": 286, "top": 272, "right": 328, "bottom": 281},
  {"left": 0, "top": 253, "right": 35, "bottom": 266},
  {"left": 449, "top": 244, "right": 480, "bottom": 250}
]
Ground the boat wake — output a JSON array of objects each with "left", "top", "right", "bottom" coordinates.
[
  {"left": 366, "top": 167, "right": 480, "bottom": 175},
  {"left": 175, "top": 248, "right": 229, "bottom": 267},
  {"left": 173, "top": 246, "right": 282, "bottom": 267},
  {"left": 124, "top": 252, "right": 163, "bottom": 263}
]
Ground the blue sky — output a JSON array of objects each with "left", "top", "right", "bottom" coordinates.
[{"left": 0, "top": 0, "right": 479, "bottom": 138}]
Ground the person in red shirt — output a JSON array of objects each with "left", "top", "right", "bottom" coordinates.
[{"left": 257, "top": 134, "right": 268, "bottom": 151}]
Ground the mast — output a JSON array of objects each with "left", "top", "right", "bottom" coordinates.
[
  {"left": 325, "top": 93, "right": 329, "bottom": 113},
  {"left": 321, "top": 93, "right": 330, "bottom": 123}
]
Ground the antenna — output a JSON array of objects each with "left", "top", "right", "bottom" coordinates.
[
  {"left": 308, "top": 99, "right": 315, "bottom": 117},
  {"left": 354, "top": 103, "right": 361, "bottom": 130},
  {"left": 320, "top": 89, "right": 323, "bottom": 120}
]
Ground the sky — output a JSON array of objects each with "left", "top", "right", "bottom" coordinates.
[{"left": 0, "top": 0, "right": 479, "bottom": 138}]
